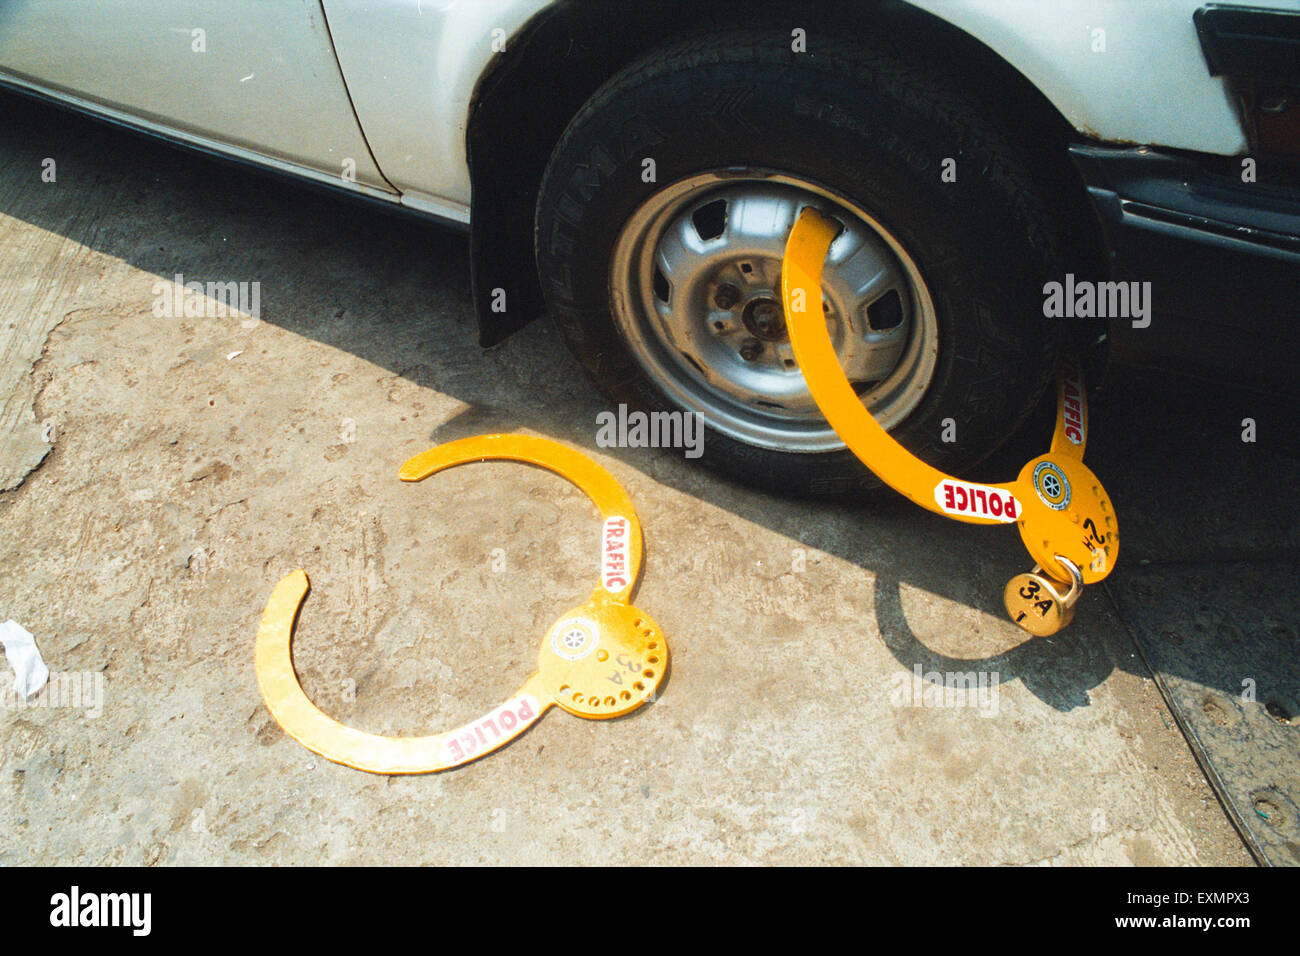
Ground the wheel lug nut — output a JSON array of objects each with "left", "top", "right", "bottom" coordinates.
[
  {"left": 739, "top": 338, "right": 764, "bottom": 362},
  {"left": 714, "top": 283, "right": 741, "bottom": 310}
]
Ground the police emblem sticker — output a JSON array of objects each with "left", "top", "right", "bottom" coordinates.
[{"left": 1032, "top": 461, "right": 1071, "bottom": 511}]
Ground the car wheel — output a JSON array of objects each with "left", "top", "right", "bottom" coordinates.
[{"left": 536, "top": 30, "right": 1069, "bottom": 496}]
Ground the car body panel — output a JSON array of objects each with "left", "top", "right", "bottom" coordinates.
[
  {"left": 907, "top": 0, "right": 1251, "bottom": 155},
  {"left": 0, "top": 0, "right": 394, "bottom": 192},
  {"left": 319, "top": 0, "right": 547, "bottom": 224}
]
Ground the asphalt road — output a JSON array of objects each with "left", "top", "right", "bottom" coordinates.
[{"left": 1, "top": 88, "right": 1286, "bottom": 865}]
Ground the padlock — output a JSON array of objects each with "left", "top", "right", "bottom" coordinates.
[{"left": 1003, "top": 555, "right": 1083, "bottom": 637}]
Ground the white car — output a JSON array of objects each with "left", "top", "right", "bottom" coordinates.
[{"left": 3, "top": 0, "right": 1296, "bottom": 494}]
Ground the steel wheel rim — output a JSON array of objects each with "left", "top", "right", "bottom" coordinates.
[{"left": 609, "top": 170, "right": 939, "bottom": 454}]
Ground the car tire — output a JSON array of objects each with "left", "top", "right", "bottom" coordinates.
[{"left": 535, "top": 29, "right": 1072, "bottom": 497}]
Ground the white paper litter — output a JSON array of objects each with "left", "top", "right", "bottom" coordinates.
[{"left": 0, "top": 620, "right": 49, "bottom": 698}]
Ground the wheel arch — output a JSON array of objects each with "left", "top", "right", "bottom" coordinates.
[{"left": 467, "top": 0, "right": 1104, "bottom": 347}]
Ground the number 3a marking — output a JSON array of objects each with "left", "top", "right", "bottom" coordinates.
[{"left": 606, "top": 654, "right": 641, "bottom": 685}]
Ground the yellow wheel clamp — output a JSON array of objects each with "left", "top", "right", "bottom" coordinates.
[
  {"left": 255, "top": 434, "right": 667, "bottom": 774},
  {"left": 782, "top": 207, "right": 1118, "bottom": 636}
]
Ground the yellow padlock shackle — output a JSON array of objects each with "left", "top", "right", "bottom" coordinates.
[{"left": 781, "top": 207, "right": 1117, "bottom": 596}]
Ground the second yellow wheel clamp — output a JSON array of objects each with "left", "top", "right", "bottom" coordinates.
[
  {"left": 255, "top": 434, "right": 668, "bottom": 774},
  {"left": 782, "top": 207, "right": 1119, "bottom": 635}
]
